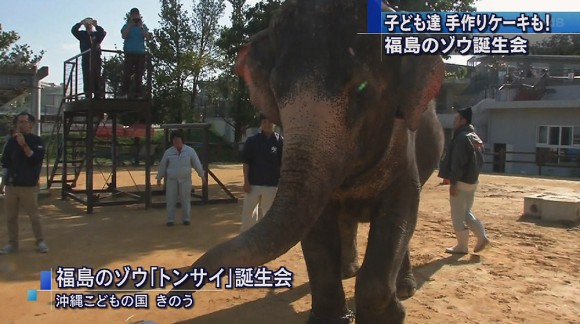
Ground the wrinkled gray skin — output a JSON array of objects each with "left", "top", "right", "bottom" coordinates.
[
  {"left": 170, "top": 0, "right": 444, "bottom": 323},
  {"left": 340, "top": 101, "right": 445, "bottom": 300}
]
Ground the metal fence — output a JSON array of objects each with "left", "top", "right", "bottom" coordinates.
[
  {"left": 484, "top": 150, "right": 580, "bottom": 176},
  {"left": 62, "top": 49, "right": 153, "bottom": 101}
]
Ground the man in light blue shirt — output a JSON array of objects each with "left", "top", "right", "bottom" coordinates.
[
  {"left": 120, "top": 8, "right": 151, "bottom": 99},
  {"left": 156, "top": 131, "right": 206, "bottom": 226}
]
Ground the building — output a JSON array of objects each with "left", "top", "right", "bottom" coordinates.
[
  {"left": 40, "top": 82, "right": 64, "bottom": 134},
  {"left": 0, "top": 80, "right": 62, "bottom": 135},
  {"left": 437, "top": 55, "right": 580, "bottom": 178},
  {"left": 41, "top": 82, "right": 63, "bottom": 117}
]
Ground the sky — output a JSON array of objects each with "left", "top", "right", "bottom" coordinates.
[{"left": 2, "top": 0, "right": 580, "bottom": 84}]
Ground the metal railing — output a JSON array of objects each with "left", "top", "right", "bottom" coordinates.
[
  {"left": 62, "top": 49, "right": 153, "bottom": 101},
  {"left": 484, "top": 150, "right": 580, "bottom": 176},
  {"left": 496, "top": 73, "right": 548, "bottom": 101}
]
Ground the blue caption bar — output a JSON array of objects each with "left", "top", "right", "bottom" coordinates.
[
  {"left": 367, "top": 0, "right": 382, "bottom": 33},
  {"left": 40, "top": 270, "right": 52, "bottom": 290},
  {"left": 367, "top": 10, "right": 580, "bottom": 34},
  {"left": 27, "top": 289, "right": 38, "bottom": 301}
]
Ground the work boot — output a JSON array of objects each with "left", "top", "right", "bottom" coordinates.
[
  {"left": 445, "top": 229, "right": 469, "bottom": 254},
  {"left": 468, "top": 219, "right": 490, "bottom": 253}
]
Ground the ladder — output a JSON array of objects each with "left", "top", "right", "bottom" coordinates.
[{"left": 45, "top": 103, "right": 103, "bottom": 189}]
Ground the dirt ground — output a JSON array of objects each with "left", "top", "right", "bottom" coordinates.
[{"left": 0, "top": 164, "right": 578, "bottom": 324}]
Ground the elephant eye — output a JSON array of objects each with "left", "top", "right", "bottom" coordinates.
[
  {"left": 348, "top": 79, "right": 371, "bottom": 118},
  {"left": 356, "top": 81, "right": 368, "bottom": 92},
  {"left": 347, "top": 82, "right": 370, "bottom": 126}
]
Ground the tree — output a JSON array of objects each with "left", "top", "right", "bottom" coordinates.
[
  {"left": 216, "top": 0, "right": 282, "bottom": 145},
  {"left": 149, "top": 0, "right": 224, "bottom": 124},
  {"left": 0, "top": 24, "right": 44, "bottom": 67},
  {"left": 149, "top": 0, "right": 197, "bottom": 123},
  {"left": 101, "top": 53, "right": 124, "bottom": 96},
  {"left": 189, "top": 0, "right": 226, "bottom": 114},
  {"left": 395, "top": 0, "right": 477, "bottom": 12},
  {"left": 530, "top": 35, "right": 580, "bottom": 55}
]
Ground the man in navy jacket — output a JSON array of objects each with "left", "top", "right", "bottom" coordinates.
[
  {"left": 72, "top": 17, "right": 106, "bottom": 99},
  {"left": 0, "top": 112, "right": 48, "bottom": 254},
  {"left": 240, "top": 114, "right": 283, "bottom": 232}
]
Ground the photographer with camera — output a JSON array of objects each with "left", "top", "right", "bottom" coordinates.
[
  {"left": 71, "top": 17, "right": 106, "bottom": 99},
  {"left": 120, "top": 8, "right": 151, "bottom": 99}
]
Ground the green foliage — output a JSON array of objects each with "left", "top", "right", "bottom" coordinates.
[
  {"left": 396, "top": 0, "right": 478, "bottom": 12},
  {"left": 446, "top": 66, "right": 469, "bottom": 79},
  {"left": 456, "top": 66, "right": 468, "bottom": 78},
  {"left": 0, "top": 24, "right": 44, "bottom": 67},
  {"left": 101, "top": 54, "right": 124, "bottom": 95},
  {"left": 215, "top": 0, "right": 282, "bottom": 144},
  {"left": 149, "top": 0, "right": 225, "bottom": 124},
  {"left": 530, "top": 35, "right": 580, "bottom": 55}
]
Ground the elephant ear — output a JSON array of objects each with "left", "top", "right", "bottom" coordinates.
[
  {"left": 234, "top": 29, "right": 281, "bottom": 126},
  {"left": 397, "top": 55, "right": 445, "bottom": 131},
  {"left": 379, "top": 0, "right": 444, "bottom": 130}
]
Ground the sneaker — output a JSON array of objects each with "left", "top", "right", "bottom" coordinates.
[
  {"left": 166, "top": 222, "right": 174, "bottom": 227},
  {"left": 37, "top": 241, "right": 49, "bottom": 253},
  {"left": 0, "top": 243, "right": 17, "bottom": 255},
  {"left": 183, "top": 221, "right": 190, "bottom": 226}
]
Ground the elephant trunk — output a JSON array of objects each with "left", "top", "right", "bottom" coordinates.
[{"left": 190, "top": 111, "right": 347, "bottom": 281}]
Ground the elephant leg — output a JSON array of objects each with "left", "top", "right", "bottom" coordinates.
[
  {"left": 355, "top": 179, "right": 420, "bottom": 324},
  {"left": 339, "top": 212, "right": 360, "bottom": 280},
  {"left": 303, "top": 201, "right": 353, "bottom": 324},
  {"left": 396, "top": 249, "right": 417, "bottom": 300}
]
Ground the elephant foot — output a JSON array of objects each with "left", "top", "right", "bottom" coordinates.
[
  {"left": 307, "top": 309, "right": 355, "bottom": 324},
  {"left": 396, "top": 273, "right": 417, "bottom": 300},
  {"left": 341, "top": 262, "right": 360, "bottom": 280},
  {"left": 356, "top": 298, "right": 405, "bottom": 324}
]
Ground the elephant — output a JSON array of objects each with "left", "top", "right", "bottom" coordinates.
[
  {"left": 339, "top": 98, "right": 445, "bottom": 300},
  {"left": 169, "top": 0, "right": 445, "bottom": 323}
]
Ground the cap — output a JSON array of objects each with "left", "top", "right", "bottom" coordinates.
[
  {"left": 457, "top": 107, "right": 472, "bottom": 124},
  {"left": 130, "top": 8, "right": 140, "bottom": 14}
]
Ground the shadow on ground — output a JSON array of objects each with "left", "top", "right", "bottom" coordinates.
[
  {"left": 0, "top": 183, "right": 246, "bottom": 284},
  {"left": 173, "top": 283, "right": 311, "bottom": 324},
  {"left": 413, "top": 254, "right": 481, "bottom": 290},
  {"left": 517, "top": 214, "right": 580, "bottom": 230}
]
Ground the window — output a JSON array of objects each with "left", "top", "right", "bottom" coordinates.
[
  {"left": 574, "top": 127, "right": 580, "bottom": 145},
  {"left": 549, "top": 127, "right": 560, "bottom": 145},
  {"left": 538, "top": 126, "right": 548, "bottom": 144},
  {"left": 538, "top": 126, "right": 576, "bottom": 146},
  {"left": 537, "top": 125, "right": 580, "bottom": 166},
  {"left": 561, "top": 127, "right": 572, "bottom": 146}
]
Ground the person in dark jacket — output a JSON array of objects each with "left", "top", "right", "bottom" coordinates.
[
  {"left": 439, "top": 107, "right": 490, "bottom": 254},
  {"left": 240, "top": 114, "right": 283, "bottom": 232},
  {"left": 0, "top": 112, "right": 48, "bottom": 254},
  {"left": 71, "top": 17, "right": 106, "bottom": 99}
]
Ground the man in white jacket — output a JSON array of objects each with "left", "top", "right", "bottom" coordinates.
[{"left": 156, "top": 131, "right": 205, "bottom": 226}]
